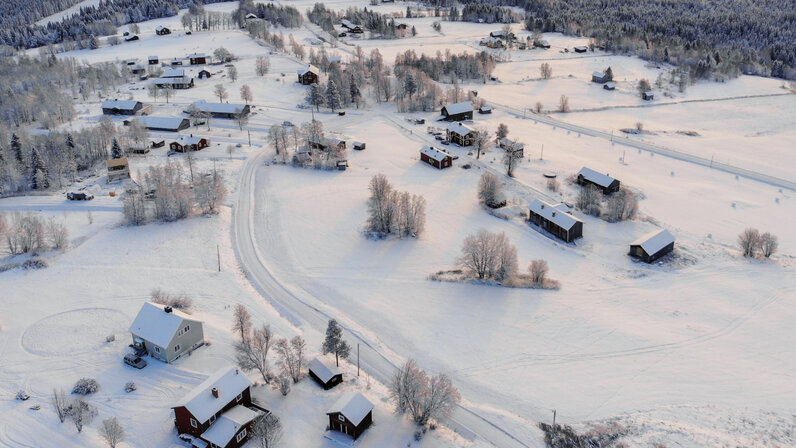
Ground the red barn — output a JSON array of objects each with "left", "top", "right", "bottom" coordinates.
[{"left": 420, "top": 146, "right": 453, "bottom": 169}]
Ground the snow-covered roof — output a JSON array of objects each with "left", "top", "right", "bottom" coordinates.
[
  {"left": 102, "top": 99, "right": 140, "bottom": 110},
  {"left": 138, "top": 116, "right": 188, "bottom": 130},
  {"left": 574, "top": 45, "right": 587, "bottom": 51},
  {"left": 631, "top": 229, "right": 674, "bottom": 255},
  {"left": 107, "top": 158, "right": 129, "bottom": 168},
  {"left": 298, "top": 64, "right": 319, "bottom": 76},
  {"left": 148, "top": 55, "right": 158, "bottom": 59},
  {"left": 499, "top": 137, "right": 524, "bottom": 150},
  {"left": 529, "top": 199, "right": 582, "bottom": 231},
  {"left": 329, "top": 56, "right": 342, "bottom": 63},
  {"left": 447, "top": 122, "right": 475, "bottom": 136},
  {"left": 189, "top": 101, "right": 247, "bottom": 115},
  {"left": 175, "top": 366, "right": 253, "bottom": 423},
  {"left": 593, "top": 71, "right": 606, "bottom": 78},
  {"left": 129, "top": 302, "right": 192, "bottom": 348},
  {"left": 577, "top": 167, "right": 617, "bottom": 188},
  {"left": 341, "top": 19, "right": 360, "bottom": 29},
  {"left": 200, "top": 405, "right": 260, "bottom": 447},
  {"left": 155, "top": 25, "right": 168, "bottom": 31},
  {"left": 154, "top": 76, "right": 193, "bottom": 85},
  {"left": 309, "top": 358, "right": 340, "bottom": 383},
  {"left": 420, "top": 146, "right": 451, "bottom": 162},
  {"left": 442, "top": 101, "right": 472, "bottom": 116},
  {"left": 163, "top": 68, "right": 185, "bottom": 78},
  {"left": 188, "top": 53, "right": 206, "bottom": 58},
  {"left": 327, "top": 392, "right": 373, "bottom": 425},
  {"left": 604, "top": 82, "right": 616, "bottom": 89},
  {"left": 245, "top": 13, "right": 258, "bottom": 19},
  {"left": 175, "top": 135, "right": 203, "bottom": 146}
]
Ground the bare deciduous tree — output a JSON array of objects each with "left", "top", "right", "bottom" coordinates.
[
  {"left": 67, "top": 398, "right": 96, "bottom": 433},
  {"left": 759, "top": 232, "right": 778, "bottom": 258},
  {"left": 540, "top": 62, "right": 552, "bottom": 79},
  {"left": 47, "top": 217, "right": 68, "bottom": 250},
  {"left": 99, "top": 417, "right": 125, "bottom": 448},
  {"left": 457, "top": 229, "right": 518, "bottom": 282},
  {"left": 576, "top": 185, "right": 602, "bottom": 216},
  {"left": 214, "top": 84, "right": 229, "bottom": 102},
  {"left": 193, "top": 169, "right": 228, "bottom": 215},
  {"left": 534, "top": 101, "right": 543, "bottom": 113},
  {"left": 496, "top": 123, "right": 509, "bottom": 140},
  {"left": 503, "top": 143, "right": 522, "bottom": 177},
  {"left": 235, "top": 323, "right": 275, "bottom": 383},
  {"left": 366, "top": 174, "right": 396, "bottom": 235},
  {"left": 478, "top": 172, "right": 503, "bottom": 208},
  {"left": 256, "top": 56, "right": 271, "bottom": 76},
  {"left": 275, "top": 336, "right": 306, "bottom": 383},
  {"left": 227, "top": 65, "right": 238, "bottom": 82},
  {"left": 251, "top": 412, "right": 283, "bottom": 448},
  {"left": 390, "top": 359, "right": 460, "bottom": 426},
  {"left": 558, "top": 95, "right": 570, "bottom": 113},
  {"left": 232, "top": 304, "right": 252, "bottom": 343},
  {"left": 472, "top": 127, "right": 491, "bottom": 160},
  {"left": 240, "top": 85, "right": 253, "bottom": 104},
  {"left": 51, "top": 389, "right": 69, "bottom": 423},
  {"left": 528, "top": 260, "right": 549, "bottom": 285},
  {"left": 738, "top": 228, "right": 760, "bottom": 258},
  {"left": 604, "top": 188, "right": 638, "bottom": 222}
]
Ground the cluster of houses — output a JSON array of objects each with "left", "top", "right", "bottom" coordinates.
[
  {"left": 526, "top": 167, "right": 675, "bottom": 262},
  {"left": 479, "top": 30, "right": 550, "bottom": 50},
  {"left": 592, "top": 68, "right": 654, "bottom": 99},
  {"left": 126, "top": 302, "right": 375, "bottom": 446}
]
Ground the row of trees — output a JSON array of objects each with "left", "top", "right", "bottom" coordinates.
[
  {"left": 394, "top": 49, "right": 496, "bottom": 83},
  {"left": 576, "top": 185, "right": 638, "bottom": 222},
  {"left": 234, "top": 0, "right": 302, "bottom": 28},
  {"left": 0, "top": 212, "right": 68, "bottom": 255},
  {"left": 365, "top": 174, "right": 426, "bottom": 238},
  {"left": 737, "top": 228, "right": 778, "bottom": 259}
]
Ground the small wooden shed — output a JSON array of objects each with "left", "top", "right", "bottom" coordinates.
[
  {"left": 308, "top": 358, "right": 343, "bottom": 390},
  {"left": 629, "top": 229, "right": 674, "bottom": 263}
]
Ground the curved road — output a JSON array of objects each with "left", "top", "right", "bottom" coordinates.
[
  {"left": 487, "top": 99, "right": 796, "bottom": 191},
  {"left": 232, "top": 149, "right": 538, "bottom": 448}
]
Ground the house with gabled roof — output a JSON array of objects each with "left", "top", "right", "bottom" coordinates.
[
  {"left": 187, "top": 101, "right": 250, "bottom": 119},
  {"left": 446, "top": 122, "right": 476, "bottom": 146},
  {"left": 326, "top": 391, "right": 373, "bottom": 440},
  {"left": 155, "top": 25, "right": 171, "bottom": 35},
  {"left": 629, "top": 229, "right": 674, "bottom": 263},
  {"left": 129, "top": 302, "right": 204, "bottom": 363},
  {"left": 297, "top": 65, "right": 320, "bottom": 85},
  {"left": 528, "top": 199, "right": 583, "bottom": 243},
  {"left": 577, "top": 167, "right": 620, "bottom": 194},
  {"left": 171, "top": 135, "right": 209, "bottom": 152},
  {"left": 102, "top": 99, "right": 143, "bottom": 116},
  {"left": 420, "top": 146, "right": 453, "bottom": 169},
  {"left": 132, "top": 116, "right": 191, "bottom": 132},
  {"left": 308, "top": 358, "right": 343, "bottom": 390},
  {"left": 189, "top": 53, "right": 208, "bottom": 65},
  {"left": 440, "top": 101, "right": 473, "bottom": 121},
  {"left": 172, "top": 366, "right": 267, "bottom": 448}
]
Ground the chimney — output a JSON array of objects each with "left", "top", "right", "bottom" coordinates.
[
  {"left": 552, "top": 212, "right": 557, "bottom": 217},
  {"left": 211, "top": 388, "right": 219, "bottom": 398},
  {"left": 164, "top": 306, "right": 173, "bottom": 313},
  {"left": 540, "top": 204, "right": 545, "bottom": 209},
  {"left": 235, "top": 369, "right": 239, "bottom": 375}
]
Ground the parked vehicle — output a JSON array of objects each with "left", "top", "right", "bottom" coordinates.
[
  {"left": 338, "top": 111, "right": 346, "bottom": 116},
  {"left": 67, "top": 192, "right": 94, "bottom": 201},
  {"left": 123, "top": 354, "right": 147, "bottom": 369}
]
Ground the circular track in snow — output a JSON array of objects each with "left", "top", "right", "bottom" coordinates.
[{"left": 21, "top": 308, "right": 129, "bottom": 357}]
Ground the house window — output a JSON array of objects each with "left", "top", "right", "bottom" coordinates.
[
  {"left": 184, "top": 325, "right": 190, "bottom": 333},
  {"left": 190, "top": 418, "right": 198, "bottom": 428},
  {"left": 174, "top": 344, "right": 181, "bottom": 352},
  {"left": 236, "top": 393, "right": 243, "bottom": 402},
  {"left": 236, "top": 428, "right": 247, "bottom": 442},
  {"left": 209, "top": 414, "right": 216, "bottom": 424},
  {"left": 338, "top": 415, "right": 345, "bottom": 422},
  {"left": 154, "top": 346, "right": 160, "bottom": 353}
]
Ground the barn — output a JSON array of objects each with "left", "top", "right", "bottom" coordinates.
[
  {"left": 528, "top": 199, "right": 584, "bottom": 243},
  {"left": 102, "top": 99, "right": 143, "bottom": 116},
  {"left": 446, "top": 122, "right": 475, "bottom": 146},
  {"left": 420, "top": 146, "right": 453, "bottom": 169},
  {"left": 171, "top": 135, "right": 209, "bottom": 152},
  {"left": 155, "top": 25, "right": 171, "bottom": 35},
  {"left": 297, "top": 65, "right": 320, "bottom": 85},
  {"left": 629, "top": 229, "right": 675, "bottom": 263},
  {"left": 309, "top": 358, "right": 343, "bottom": 390},
  {"left": 340, "top": 19, "right": 363, "bottom": 33},
  {"left": 188, "top": 101, "right": 250, "bottom": 119},
  {"left": 440, "top": 101, "right": 473, "bottom": 122},
  {"left": 134, "top": 116, "right": 191, "bottom": 132},
  {"left": 198, "top": 69, "right": 212, "bottom": 79},
  {"left": 326, "top": 392, "right": 374, "bottom": 440},
  {"left": 577, "top": 167, "right": 620, "bottom": 194},
  {"left": 592, "top": 71, "right": 610, "bottom": 83},
  {"left": 153, "top": 76, "right": 194, "bottom": 89},
  {"left": 642, "top": 91, "right": 655, "bottom": 101},
  {"left": 189, "top": 53, "right": 208, "bottom": 65}
]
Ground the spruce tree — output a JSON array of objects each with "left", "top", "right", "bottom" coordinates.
[
  {"left": 110, "top": 138, "right": 123, "bottom": 159},
  {"left": 30, "top": 147, "right": 49, "bottom": 190},
  {"left": 325, "top": 80, "right": 342, "bottom": 112},
  {"left": 321, "top": 319, "right": 350, "bottom": 367},
  {"left": 11, "top": 134, "right": 23, "bottom": 165},
  {"left": 65, "top": 133, "right": 77, "bottom": 177}
]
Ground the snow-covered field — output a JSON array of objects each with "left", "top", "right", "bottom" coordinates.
[{"left": 2, "top": 1, "right": 795, "bottom": 447}]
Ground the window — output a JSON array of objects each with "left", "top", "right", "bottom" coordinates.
[
  {"left": 236, "top": 393, "right": 243, "bottom": 402},
  {"left": 154, "top": 346, "right": 160, "bottom": 353},
  {"left": 174, "top": 344, "right": 181, "bottom": 352},
  {"left": 236, "top": 428, "right": 247, "bottom": 442},
  {"left": 190, "top": 418, "right": 198, "bottom": 428},
  {"left": 185, "top": 324, "right": 190, "bottom": 332},
  {"left": 209, "top": 414, "right": 216, "bottom": 424},
  {"left": 338, "top": 415, "right": 345, "bottom": 422}
]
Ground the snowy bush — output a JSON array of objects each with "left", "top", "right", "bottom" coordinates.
[
  {"left": 72, "top": 378, "right": 100, "bottom": 395},
  {"left": 547, "top": 178, "right": 560, "bottom": 192},
  {"left": 150, "top": 289, "right": 193, "bottom": 311},
  {"left": 738, "top": 228, "right": 778, "bottom": 258},
  {"left": 15, "top": 390, "right": 29, "bottom": 400},
  {"left": 123, "top": 381, "right": 137, "bottom": 393},
  {"left": 576, "top": 185, "right": 602, "bottom": 216},
  {"left": 99, "top": 417, "right": 126, "bottom": 448},
  {"left": 105, "top": 334, "right": 115, "bottom": 343},
  {"left": 67, "top": 398, "right": 96, "bottom": 433},
  {"left": 277, "top": 376, "right": 291, "bottom": 396}
]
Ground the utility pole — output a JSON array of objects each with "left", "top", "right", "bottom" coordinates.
[
  {"left": 248, "top": 130, "right": 251, "bottom": 146},
  {"left": 622, "top": 149, "right": 626, "bottom": 163},
  {"left": 540, "top": 144, "right": 544, "bottom": 160},
  {"left": 710, "top": 154, "right": 714, "bottom": 168},
  {"left": 357, "top": 343, "right": 360, "bottom": 377},
  {"left": 217, "top": 245, "right": 221, "bottom": 272},
  {"left": 552, "top": 409, "right": 557, "bottom": 435}
]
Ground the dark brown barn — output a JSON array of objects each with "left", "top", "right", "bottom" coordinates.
[
  {"left": 309, "top": 358, "right": 343, "bottom": 390},
  {"left": 155, "top": 26, "right": 171, "bottom": 35},
  {"left": 577, "top": 167, "right": 620, "bottom": 194},
  {"left": 528, "top": 199, "right": 584, "bottom": 243},
  {"left": 420, "top": 146, "right": 453, "bottom": 169},
  {"left": 172, "top": 366, "right": 267, "bottom": 448},
  {"left": 298, "top": 65, "right": 320, "bottom": 85},
  {"left": 440, "top": 101, "right": 473, "bottom": 121},
  {"left": 326, "top": 392, "right": 374, "bottom": 440},
  {"left": 629, "top": 229, "right": 674, "bottom": 263}
]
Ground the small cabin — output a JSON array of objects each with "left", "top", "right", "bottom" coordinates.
[
  {"left": 446, "top": 122, "right": 475, "bottom": 147},
  {"left": 188, "top": 53, "right": 207, "bottom": 65},
  {"left": 573, "top": 45, "right": 588, "bottom": 53},
  {"left": 440, "top": 101, "right": 473, "bottom": 122},
  {"left": 577, "top": 167, "right": 620, "bottom": 194},
  {"left": 533, "top": 39, "right": 550, "bottom": 49},
  {"left": 297, "top": 65, "right": 320, "bottom": 85},
  {"left": 592, "top": 71, "right": 610, "bottom": 84},
  {"left": 124, "top": 35, "right": 139, "bottom": 42},
  {"left": 198, "top": 69, "right": 212, "bottom": 79},
  {"left": 630, "top": 229, "right": 675, "bottom": 263},
  {"left": 153, "top": 76, "right": 194, "bottom": 89},
  {"left": 642, "top": 91, "right": 654, "bottom": 101},
  {"left": 155, "top": 26, "right": 171, "bottom": 36},
  {"left": 107, "top": 158, "right": 131, "bottom": 182},
  {"left": 420, "top": 146, "right": 453, "bottom": 169},
  {"left": 528, "top": 199, "right": 583, "bottom": 243},
  {"left": 151, "top": 140, "right": 165, "bottom": 148},
  {"left": 171, "top": 59, "right": 184, "bottom": 66},
  {"left": 336, "top": 160, "right": 348, "bottom": 171},
  {"left": 148, "top": 56, "right": 159, "bottom": 65},
  {"left": 171, "top": 135, "right": 209, "bottom": 152},
  {"left": 102, "top": 99, "right": 143, "bottom": 116},
  {"left": 326, "top": 392, "right": 373, "bottom": 440},
  {"left": 128, "top": 144, "right": 150, "bottom": 155},
  {"left": 479, "top": 106, "right": 493, "bottom": 114},
  {"left": 129, "top": 64, "right": 146, "bottom": 75},
  {"left": 353, "top": 142, "right": 366, "bottom": 151},
  {"left": 340, "top": 19, "right": 363, "bottom": 33},
  {"left": 603, "top": 82, "right": 616, "bottom": 91}
]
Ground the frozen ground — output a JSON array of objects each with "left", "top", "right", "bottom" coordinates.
[{"left": 2, "top": 1, "right": 795, "bottom": 447}]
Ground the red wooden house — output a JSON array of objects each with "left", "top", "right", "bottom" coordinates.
[
  {"left": 171, "top": 135, "right": 209, "bottom": 152},
  {"left": 420, "top": 146, "right": 453, "bottom": 169},
  {"left": 326, "top": 391, "right": 374, "bottom": 440}
]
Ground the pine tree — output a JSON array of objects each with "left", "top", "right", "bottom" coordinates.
[
  {"left": 11, "top": 134, "right": 23, "bottom": 165},
  {"left": 306, "top": 83, "right": 325, "bottom": 111},
  {"left": 325, "top": 80, "right": 342, "bottom": 112},
  {"left": 65, "top": 133, "right": 77, "bottom": 178},
  {"left": 321, "top": 319, "right": 350, "bottom": 367},
  {"left": 30, "top": 147, "right": 49, "bottom": 190},
  {"left": 110, "top": 138, "right": 123, "bottom": 159}
]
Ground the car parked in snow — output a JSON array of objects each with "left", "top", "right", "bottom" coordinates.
[
  {"left": 123, "top": 354, "right": 147, "bottom": 369},
  {"left": 67, "top": 192, "right": 94, "bottom": 200}
]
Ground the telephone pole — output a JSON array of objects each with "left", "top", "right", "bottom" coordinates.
[
  {"left": 217, "top": 245, "right": 221, "bottom": 272},
  {"left": 357, "top": 343, "right": 360, "bottom": 377}
]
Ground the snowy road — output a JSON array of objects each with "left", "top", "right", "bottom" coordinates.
[
  {"left": 232, "top": 148, "right": 538, "bottom": 448},
  {"left": 0, "top": 195, "right": 122, "bottom": 212},
  {"left": 486, "top": 99, "right": 796, "bottom": 191}
]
